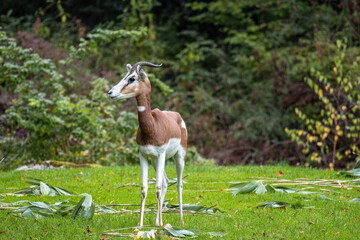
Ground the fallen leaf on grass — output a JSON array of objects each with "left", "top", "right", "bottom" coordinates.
[
  {"left": 275, "top": 187, "right": 318, "bottom": 195},
  {"left": 338, "top": 161, "right": 360, "bottom": 177},
  {"left": 355, "top": 158, "right": 360, "bottom": 169},
  {"left": 72, "top": 194, "right": 95, "bottom": 220},
  {"left": 4, "top": 178, "right": 73, "bottom": 196},
  {"left": 228, "top": 181, "right": 319, "bottom": 196},
  {"left": 276, "top": 171, "right": 284, "bottom": 176},
  {"left": 349, "top": 197, "right": 360, "bottom": 203},
  {"left": 228, "top": 181, "right": 275, "bottom": 195},
  {"left": 318, "top": 195, "right": 333, "bottom": 201},
  {"left": 134, "top": 229, "right": 157, "bottom": 239},
  {"left": 8, "top": 193, "right": 96, "bottom": 220},
  {"left": 97, "top": 205, "right": 116, "bottom": 213},
  {"left": 256, "top": 201, "right": 304, "bottom": 209},
  {"left": 161, "top": 224, "right": 195, "bottom": 238},
  {"left": 21, "top": 208, "right": 47, "bottom": 219},
  {"left": 103, "top": 223, "right": 225, "bottom": 239},
  {"left": 166, "top": 203, "right": 223, "bottom": 213}
]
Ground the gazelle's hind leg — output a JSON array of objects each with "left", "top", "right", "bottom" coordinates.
[
  {"left": 161, "top": 171, "right": 169, "bottom": 208},
  {"left": 150, "top": 159, "right": 169, "bottom": 225},
  {"left": 174, "top": 150, "right": 185, "bottom": 226}
]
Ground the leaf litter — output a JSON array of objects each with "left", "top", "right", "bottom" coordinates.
[
  {"left": 1, "top": 178, "right": 73, "bottom": 196},
  {"left": 2, "top": 173, "right": 360, "bottom": 238},
  {"left": 1, "top": 176, "right": 221, "bottom": 222},
  {"left": 102, "top": 223, "right": 225, "bottom": 239}
]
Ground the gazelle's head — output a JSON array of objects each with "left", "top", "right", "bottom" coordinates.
[{"left": 108, "top": 61, "right": 162, "bottom": 100}]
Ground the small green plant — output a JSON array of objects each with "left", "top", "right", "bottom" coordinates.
[{"left": 286, "top": 40, "right": 360, "bottom": 167}]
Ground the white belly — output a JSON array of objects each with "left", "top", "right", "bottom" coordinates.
[{"left": 138, "top": 138, "right": 181, "bottom": 160}]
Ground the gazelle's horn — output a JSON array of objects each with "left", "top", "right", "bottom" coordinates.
[{"left": 132, "top": 61, "right": 162, "bottom": 71}]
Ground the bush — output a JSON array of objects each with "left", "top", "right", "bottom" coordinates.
[
  {"left": 0, "top": 30, "right": 143, "bottom": 169},
  {"left": 285, "top": 40, "right": 360, "bottom": 168}
]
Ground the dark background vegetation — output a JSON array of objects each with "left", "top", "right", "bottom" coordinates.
[{"left": 1, "top": 0, "right": 360, "bottom": 169}]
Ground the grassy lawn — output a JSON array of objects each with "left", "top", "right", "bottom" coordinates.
[{"left": 1, "top": 164, "right": 360, "bottom": 239}]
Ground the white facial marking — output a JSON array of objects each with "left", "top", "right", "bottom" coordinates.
[
  {"left": 137, "top": 106, "right": 146, "bottom": 112},
  {"left": 108, "top": 72, "right": 139, "bottom": 99}
]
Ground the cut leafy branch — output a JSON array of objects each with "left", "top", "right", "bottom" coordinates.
[{"left": 1, "top": 178, "right": 73, "bottom": 196}]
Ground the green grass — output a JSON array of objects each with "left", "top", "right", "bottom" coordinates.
[{"left": 1, "top": 165, "right": 360, "bottom": 239}]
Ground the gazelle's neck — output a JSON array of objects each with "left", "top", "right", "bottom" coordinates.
[{"left": 136, "top": 89, "right": 155, "bottom": 139}]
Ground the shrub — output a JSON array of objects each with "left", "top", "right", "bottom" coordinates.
[
  {"left": 0, "top": 30, "right": 144, "bottom": 169},
  {"left": 285, "top": 40, "right": 360, "bottom": 168}
]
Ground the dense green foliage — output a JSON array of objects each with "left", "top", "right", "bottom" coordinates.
[
  {"left": 1, "top": 165, "right": 360, "bottom": 239},
  {"left": 0, "top": 30, "right": 140, "bottom": 167},
  {"left": 1, "top": 0, "right": 360, "bottom": 168}
]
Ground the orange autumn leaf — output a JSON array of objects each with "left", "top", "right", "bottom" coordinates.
[{"left": 276, "top": 171, "right": 284, "bottom": 175}]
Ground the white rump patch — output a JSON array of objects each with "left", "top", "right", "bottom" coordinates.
[
  {"left": 181, "top": 120, "right": 187, "bottom": 135},
  {"left": 137, "top": 106, "right": 146, "bottom": 112},
  {"left": 181, "top": 120, "right": 186, "bottom": 129}
]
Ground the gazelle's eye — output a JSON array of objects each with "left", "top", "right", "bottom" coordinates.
[{"left": 129, "top": 78, "right": 135, "bottom": 83}]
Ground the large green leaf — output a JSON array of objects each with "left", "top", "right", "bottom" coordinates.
[
  {"left": 162, "top": 227, "right": 195, "bottom": 238},
  {"left": 29, "top": 201, "right": 54, "bottom": 211},
  {"left": 40, "top": 181, "right": 51, "bottom": 196},
  {"left": 349, "top": 198, "right": 360, "bottom": 203},
  {"left": 22, "top": 178, "right": 42, "bottom": 185},
  {"left": 21, "top": 208, "right": 45, "bottom": 219},
  {"left": 339, "top": 168, "right": 360, "bottom": 177},
  {"left": 318, "top": 195, "right": 332, "bottom": 201},
  {"left": 274, "top": 186, "right": 297, "bottom": 193},
  {"left": 81, "top": 194, "right": 95, "bottom": 219},
  {"left": 72, "top": 194, "right": 95, "bottom": 220},
  {"left": 58, "top": 205, "right": 76, "bottom": 216},
  {"left": 354, "top": 158, "right": 360, "bottom": 169},
  {"left": 167, "top": 203, "right": 222, "bottom": 213},
  {"left": 97, "top": 205, "right": 116, "bottom": 213},
  {"left": 12, "top": 178, "right": 73, "bottom": 196},
  {"left": 257, "top": 201, "right": 304, "bottom": 209},
  {"left": 72, "top": 196, "right": 86, "bottom": 219},
  {"left": 229, "top": 181, "right": 275, "bottom": 195},
  {"left": 53, "top": 186, "right": 73, "bottom": 196}
]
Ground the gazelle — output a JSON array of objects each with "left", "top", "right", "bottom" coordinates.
[{"left": 108, "top": 61, "right": 187, "bottom": 227}]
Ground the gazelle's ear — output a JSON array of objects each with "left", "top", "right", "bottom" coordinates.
[
  {"left": 127, "top": 64, "right": 132, "bottom": 72},
  {"left": 138, "top": 66, "right": 147, "bottom": 81}
]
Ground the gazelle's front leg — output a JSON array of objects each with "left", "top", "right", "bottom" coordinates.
[
  {"left": 155, "top": 152, "right": 166, "bottom": 226},
  {"left": 138, "top": 153, "right": 148, "bottom": 227}
]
